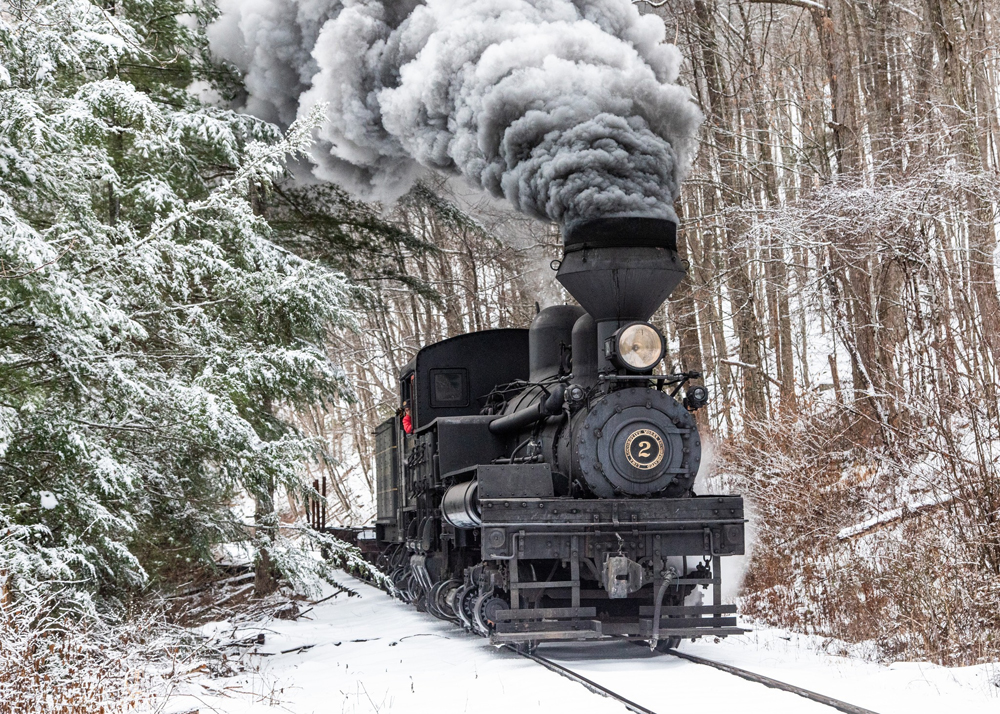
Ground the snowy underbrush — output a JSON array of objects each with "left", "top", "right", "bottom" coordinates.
[
  {"left": 0, "top": 580, "right": 346, "bottom": 713},
  {"left": 0, "top": 593, "right": 213, "bottom": 714},
  {"left": 167, "top": 528, "right": 384, "bottom": 627},
  {"left": 155, "top": 577, "right": 371, "bottom": 712},
  {"left": 0, "top": 527, "right": 382, "bottom": 713},
  {"left": 715, "top": 398, "right": 1000, "bottom": 666}
]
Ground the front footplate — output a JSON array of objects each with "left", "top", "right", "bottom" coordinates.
[
  {"left": 477, "top": 489, "right": 749, "bottom": 645},
  {"left": 489, "top": 604, "right": 747, "bottom": 644},
  {"left": 479, "top": 494, "right": 746, "bottom": 561}
]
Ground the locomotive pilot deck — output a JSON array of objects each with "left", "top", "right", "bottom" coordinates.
[{"left": 475, "top": 464, "right": 746, "bottom": 643}]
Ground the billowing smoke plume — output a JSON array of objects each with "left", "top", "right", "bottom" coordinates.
[{"left": 209, "top": 0, "right": 702, "bottom": 225}]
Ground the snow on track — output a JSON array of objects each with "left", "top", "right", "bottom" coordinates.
[
  {"left": 541, "top": 641, "right": 837, "bottom": 714},
  {"left": 680, "top": 630, "right": 1000, "bottom": 714},
  {"left": 164, "top": 579, "right": 999, "bottom": 714},
  {"left": 164, "top": 580, "right": 627, "bottom": 714},
  {"left": 541, "top": 631, "right": 999, "bottom": 714}
]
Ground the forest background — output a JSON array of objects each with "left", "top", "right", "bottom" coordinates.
[{"left": 1, "top": 0, "right": 999, "bottom": 707}]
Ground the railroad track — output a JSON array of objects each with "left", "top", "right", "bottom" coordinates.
[
  {"left": 664, "top": 648, "right": 879, "bottom": 714},
  {"left": 509, "top": 645, "right": 881, "bottom": 714},
  {"left": 507, "top": 646, "right": 658, "bottom": 714}
]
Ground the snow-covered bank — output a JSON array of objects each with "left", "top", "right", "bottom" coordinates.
[
  {"left": 687, "top": 626, "right": 1000, "bottom": 711},
  {"left": 546, "top": 627, "right": 1000, "bottom": 714},
  {"left": 162, "top": 580, "right": 621, "bottom": 714},
  {"left": 162, "top": 580, "right": 999, "bottom": 714}
]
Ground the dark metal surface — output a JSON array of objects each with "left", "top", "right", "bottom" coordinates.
[
  {"left": 562, "top": 215, "right": 677, "bottom": 251},
  {"left": 495, "top": 606, "right": 597, "bottom": 620},
  {"left": 440, "top": 481, "right": 481, "bottom": 529},
  {"left": 572, "top": 387, "right": 701, "bottom": 497},
  {"left": 432, "top": 416, "right": 510, "bottom": 476},
  {"left": 477, "top": 463, "right": 555, "bottom": 499},
  {"left": 374, "top": 417, "right": 398, "bottom": 527},
  {"left": 411, "top": 328, "right": 529, "bottom": 428},
  {"left": 571, "top": 313, "right": 599, "bottom": 387},
  {"left": 556, "top": 244, "right": 686, "bottom": 323},
  {"left": 528, "top": 305, "right": 585, "bottom": 382},
  {"left": 556, "top": 216, "right": 682, "bottom": 325},
  {"left": 488, "top": 384, "right": 565, "bottom": 435},
  {"left": 480, "top": 495, "right": 744, "bottom": 528}
]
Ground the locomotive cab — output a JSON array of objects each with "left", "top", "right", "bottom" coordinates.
[{"left": 373, "top": 215, "right": 747, "bottom": 652}]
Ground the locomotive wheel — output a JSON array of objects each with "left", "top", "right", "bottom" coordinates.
[
  {"left": 427, "top": 579, "right": 459, "bottom": 622},
  {"left": 390, "top": 567, "right": 408, "bottom": 600},
  {"left": 438, "top": 580, "right": 461, "bottom": 621},
  {"left": 453, "top": 584, "right": 475, "bottom": 630},
  {"left": 399, "top": 572, "right": 416, "bottom": 603},
  {"left": 443, "top": 581, "right": 462, "bottom": 619},
  {"left": 458, "top": 586, "right": 481, "bottom": 633},
  {"left": 405, "top": 573, "right": 423, "bottom": 605},
  {"left": 473, "top": 591, "right": 508, "bottom": 634},
  {"left": 451, "top": 584, "right": 469, "bottom": 628},
  {"left": 470, "top": 591, "right": 491, "bottom": 635},
  {"left": 425, "top": 580, "right": 445, "bottom": 620}
]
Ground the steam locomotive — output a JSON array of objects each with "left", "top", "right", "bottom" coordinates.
[{"left": 372, "top": 215, "right": 746, "bottom": 652}]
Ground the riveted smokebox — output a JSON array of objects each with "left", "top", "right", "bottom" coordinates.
[{"left": 556, "top": 215, "right": 684, "bottom": 323}]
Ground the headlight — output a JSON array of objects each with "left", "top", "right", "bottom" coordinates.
[{"left": 613, "top": 323, "right": 664, "bottom": 371}]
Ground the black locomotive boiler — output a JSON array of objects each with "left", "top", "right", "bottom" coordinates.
[{"left": 372, "top": 215, "right": 746, "bottom": 651}]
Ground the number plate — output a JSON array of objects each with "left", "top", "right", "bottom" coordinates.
[{"left": 624, "top": 428, "right": 664, "bottom": 470}]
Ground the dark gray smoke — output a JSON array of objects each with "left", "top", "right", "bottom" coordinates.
[{"left": 209, "top": 0, "right": 702, "bottom": 225}]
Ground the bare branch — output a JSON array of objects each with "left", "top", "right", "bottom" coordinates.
[
  {"left": 744, "top": 0, "right": 827, "bottom": 13},
  {"left": 720, "top": 359, "right": 783, "bottom": 388}
]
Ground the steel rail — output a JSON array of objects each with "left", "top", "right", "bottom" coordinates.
[
  {"left": 506, "top": 646, "right": 658, "bottom": 714},
  {"left": 665, "top": 648, "right": 880, "bottom": 714},
  {"left": 509, "top": 645, "right": 882, "bottom": 714}
]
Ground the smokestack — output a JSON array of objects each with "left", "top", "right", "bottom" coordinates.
[
  {"left": 557, "top": 215, "right": 683, "bottom": 374},
  {"left": 556, "top": 215, "right": 684, "bottom": 323}
]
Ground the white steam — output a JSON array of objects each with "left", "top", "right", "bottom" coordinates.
[{"left": 209, "top": 0, "right": 703, "bottom": 225}]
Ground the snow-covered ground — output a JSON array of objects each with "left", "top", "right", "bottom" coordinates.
[{"left": 162, "top": 580, "right": 999, "bottom": 714}]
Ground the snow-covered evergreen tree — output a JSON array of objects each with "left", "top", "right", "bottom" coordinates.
[{"left": 0, "top": 0, "right": 360, "bottom": 608}]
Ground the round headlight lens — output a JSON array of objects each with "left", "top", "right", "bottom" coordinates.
[{"left": 617, "top": 323, "right": 664, "bottom": 370}]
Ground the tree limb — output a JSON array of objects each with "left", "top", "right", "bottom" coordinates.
[
  {"left": 720, "top": 359, "right": 783, "bottom": 389},
  {"left": 744, "top": 0, "right": 827, "bottom": 13}
]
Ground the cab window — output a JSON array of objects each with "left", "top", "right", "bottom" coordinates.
[{"left": 429, "top": 369, "right": 469, "bottom": 408}]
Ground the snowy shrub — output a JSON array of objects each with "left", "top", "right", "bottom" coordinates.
[
  {"left": 0, "top": 594, "right": 155, "bottom": 714},
  {"left": 721, "top": 397, "right": 1000, "bottom": 665}
]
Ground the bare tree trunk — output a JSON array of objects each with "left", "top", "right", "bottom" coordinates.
[
  {"left": 693, "top": 0, "right": 768, "bottom": 420},
  {"left": 248, "top": 184, "right": 281, "bottom": 597},
  {"left": 671, "top": 229, "right": 708, "bottom": 430},
  {"left": 751, "top": 70, "right": 797, "bottom": 412},
  {"left": 925, "top": 0, "right": 1000, "bottom": 373},
  {"left": 254, "top": 475, "right": 279, "bottom": 597},
  {"left": 810, "top": 0, "right": 861, "bottom": 174}
]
